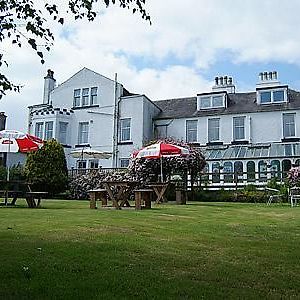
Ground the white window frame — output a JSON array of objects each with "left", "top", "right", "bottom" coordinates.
[
  {"left": 73, "top": 89, "right": 81, "bottom": 107},
  {"left": 186, "top": 120, "right": 198, "bottom": 143},
  {"left": 233, "top": 116, "right": 246, "bottom": 141},
  {"left": 45, "top": 121, "right": 54, "bottom": 140},
  {"left": 208, "top": 118, "right": 220, "bottom": 142},
  {"left": 58, "top": 122, "right": 68, "bottom": 144},
  {"left": 90, "top": 87, "right": 98, "bottom": 105},
  {"left": 120, "top": 118, "right": 131, "bottom": 142},
  {"left": 283, "top": 113, "right": 296, "bottom": 138},
  {"left": 198, "top": 93, "right": 226, "bottom": 110},
  {"left": 82, "top": 88, "right": 89, "bottom": 106},
  {"left": 78, "top": 122, "right": 89, "bottom": 144},
  {"left": 35, "top": 122, "right": 44, "bottom": 139},
  {"left": 258, "top": 88, "right": 287, "bottom": 105}
]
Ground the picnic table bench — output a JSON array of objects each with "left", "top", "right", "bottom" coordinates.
[{"left": 0, "top": 180, "right": 47, "bottom": 208}]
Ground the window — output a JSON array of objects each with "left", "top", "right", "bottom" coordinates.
[
  {"left": 283, "top": 113, "right": 295, "bottom": 137},
  {"left": 247, "top": 161, "right": 255, "bottom": 182},
  {"left": 212, "top": 162, "right": 220, "bottom": 183},
  {"left": 233, "top": 117, "right": 245, "bottom": 140},
  {"left": 282, "top": 159, "right": 291, "bottom": 178},
  {"left": 259, "top": 89, "right": 286, "bottom": 104},
  {"left": 198, "top": 94, "right": 225, "bottom": 109},
  {"left": 74, "top": 89, "right": 81, "bottom": 107},
  {"left": 82, "top": 88, "right": 89, "bottom": 106},
  {"left": 78, "top": 122, "right": 89, "bottom": 144},
  {"left": 35, "top": 122, "right": 43, "bottom": 139},
  {"left": 208, "top": 118, "right": 220, "bottom": 142},
  {"left": 234, "top": 161, "right": 243, "bottom": 182},
  {"left": 260, "top": 91, "right": 271, "bottom": 103},
  {"left": 90, "top": 87, "right": 98, "bottom": 105},
  {"left": 89, "top": 160, "right": 99, "bottom": 169},
  {"left": 212, "top": 96, "right": 223, "bottom": 107},
  {"left": 77, "top": 160, "right": 87, "bottom": 169},
  {"left": 120, "top": 158, "right": 130, "bottom": 168},
  {"left": 224, "top": 162, "right": 233, "bottom": 183},
  {"left": 273, "top": 90, "right": 284, "bottom": 102},
  {"left": 44, "top": 121, "right": 53, "bottom": 140},
  {"left": 200, "top": 97, "right": 211, "bottom": 109},
  {"left": 258, "top": 160, "right": 267, "bottom": 180},
  {"left": 270, "top": 160, "right": 281, "bottom": 179},
  {"left": 58, "top": 122, "right": 68, "bottom": 144},
  {"left": 120, "top": 118, "right": 131, "bottom": 142},
  {"left": 155, "top": 125, "right": 168, "bottom": 139},
  {"left": 186, "top": 120, "right": 198, "bottom": 143}
]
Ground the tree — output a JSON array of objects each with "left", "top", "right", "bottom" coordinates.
[
  {"left": 0, "top": 0, "right": 151, "bottom": 99},
  {"left": 24, "top": 139, "right": 68, "bottom": 195}
]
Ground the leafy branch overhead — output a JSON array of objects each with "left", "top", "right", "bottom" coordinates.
[{"left": 0, "top": 0, "right": 151, "bottom": 99}]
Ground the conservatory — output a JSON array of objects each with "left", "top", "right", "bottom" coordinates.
[{"left": 201, "top": 142, "right": 300, "bottom": 184}]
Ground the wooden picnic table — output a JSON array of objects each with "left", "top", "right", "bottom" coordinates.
[
  {"left": 0, "top": 180, "right": 47, "bottom": 208},
  {"left": 147, "top": 182, "right": 170, "bottom": 204},
  {"left": 102, "top": 181, "right": 139, "bottom": 209}
]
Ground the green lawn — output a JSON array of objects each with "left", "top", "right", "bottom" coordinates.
[{"left": 1, "top": 200, "right": 300, "bottom": 299}]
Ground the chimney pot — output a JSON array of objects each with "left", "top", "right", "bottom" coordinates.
[
  {"left": 273, "top": 71, "right": 277, "bottom": 80},
  {"left": 224, "top": 76, "right": 228, "bottom": 85},
  {"left": 219, "top": 77, "right": 224, "bottom": 85},
  {"left": 215, "top": 77, "right": 219, "bottom": 86},
  {"left": 228, "top": 77, "right": 233, "bottom": 85},
  {"left": 264, "top": 72, "right": 268, "bottom": 80},
  {"left": 269, "top": 71, "right": 273, "bottom": 80}
]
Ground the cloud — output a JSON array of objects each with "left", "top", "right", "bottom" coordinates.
[{"left": 2, "top": 0, "right": 300, "bottom": 130}]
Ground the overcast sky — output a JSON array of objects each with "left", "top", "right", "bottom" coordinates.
[{"left": 1, "top": 0, "right": 300, "bottom": 131}]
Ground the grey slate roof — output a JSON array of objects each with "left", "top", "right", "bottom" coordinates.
[{"left": 154, "top": 89, "right": 300, "bottom": 120}]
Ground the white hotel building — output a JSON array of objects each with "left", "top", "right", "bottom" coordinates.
[{"left": 28, "top": 68, "right": 300, "bottom": 181}]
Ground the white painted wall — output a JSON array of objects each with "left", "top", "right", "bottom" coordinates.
[{"left": 155, "top": 110, "right": 300, "bottom": 145}]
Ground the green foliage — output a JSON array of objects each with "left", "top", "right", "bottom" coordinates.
[
  {"left": 0, "top": 164, "right": 25, "bottom": 181},
  {"left": 24, "top": 139, "right": 68, "bottom": 195},
  {"left": 0, "top": 0, "right": 150, "bottom": 98}
]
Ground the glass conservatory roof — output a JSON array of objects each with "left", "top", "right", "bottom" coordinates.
[{"left": 203, "top": 143, "right": 300, "bottom": 161}]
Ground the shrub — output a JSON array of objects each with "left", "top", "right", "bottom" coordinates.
[{"left": 24, "top": 139, "right": 68, "bottom": 196}]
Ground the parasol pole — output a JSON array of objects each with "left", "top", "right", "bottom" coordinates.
[
  {"left": 160, "top": 156, "right": 163, "bottom": 183},
  {"left": 7, "top": 136, "right": 11, "bottom": 182}
]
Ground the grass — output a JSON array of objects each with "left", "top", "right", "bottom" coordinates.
[{"left": 1, "top": 200, "right": 300, "bottom": 299}]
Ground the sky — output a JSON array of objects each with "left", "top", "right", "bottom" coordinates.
[{"left": 1, "top": 0, "right": 300, "bottom": 131}]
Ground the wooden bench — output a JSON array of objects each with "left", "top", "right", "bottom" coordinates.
[
  {"left": 175, "top": 188, "right": 187, "bottom": 205},
  {"left": 134, "top": 189, "right": 153, "bottom": 210},
  {"left": 25, "top": 192, "right": 48, "bottom": 208},
  {"left": 89, "top": 189, "right": 108, "bottom": 209}
]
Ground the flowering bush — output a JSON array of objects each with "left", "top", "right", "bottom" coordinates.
[
  {"left": 287, "top": 167, "right": 300, "bottom": 186},
  {"left": 129, "top": 138, "right": 206, "bottom": 185}
]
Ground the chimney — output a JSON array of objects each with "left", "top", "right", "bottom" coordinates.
[
  {"left": 212, "top": 75, "right": 236, "bottom": 93},
  {"left": 0, "top": 112, "right": 7, "bottom": 130},
  {"left": 43, "top": 69, "right": 56, "bottom": 104},
  {"left": 256, "top": 70, "right": 280, "bottom": 88}
]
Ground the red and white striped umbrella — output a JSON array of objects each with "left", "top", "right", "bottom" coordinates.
[
  {"left": 133, "top": 142, "right": 190, "bottom": 182},
  {"left": 0, "top": 130, "right": 44, "bottom": 153},
  {"left": 134, "top": 141, "right": 190, "bottom": 159}
]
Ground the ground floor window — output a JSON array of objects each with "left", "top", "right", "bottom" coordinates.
[
  {"left": 120, "top": 158, "right": 130, "bottom": 168},
  {"left": 282, "top": 159, "right": 291, "bottom": 177},
  {"left": 270, "top": 160, "right": 281, "bottom": 179},
  {"left": 89, "top": 160, "right": 99, "bottom": 169},
  {"left": 212, "top": 162, "right": 220, "bottom": 183},
  {"left": 223, "top": 162, "right": 233, "bottom": 183},
  {"left": 234, "top": 161, "right": 243, "bottom": 182},
  {"left": 247, "top": 161, "right": 255, "bottom": 182}
]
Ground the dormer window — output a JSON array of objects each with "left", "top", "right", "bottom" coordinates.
[
  {"left": 257, "top": 87, "right": 288, "bottom": 105},
  {"left": 197, "top": 93, "right": 226, "bottom": 110}
]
